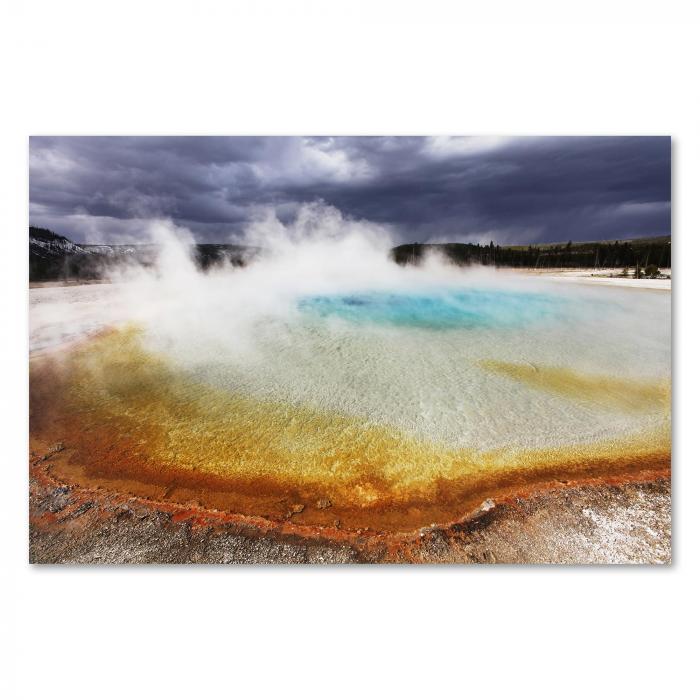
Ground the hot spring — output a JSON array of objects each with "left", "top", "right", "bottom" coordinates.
[{"left": 29, "top": 225, "right": 671, "bottom": 532}]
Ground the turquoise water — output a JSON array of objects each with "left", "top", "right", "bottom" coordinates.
[{"left": 299, "top": 289, "right": 568, "bottom": 330}]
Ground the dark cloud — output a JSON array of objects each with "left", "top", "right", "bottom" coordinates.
[{"left": 29, "top": 135, "right": 671, "bottom": 244}]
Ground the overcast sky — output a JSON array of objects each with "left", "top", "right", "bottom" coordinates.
[{"left": 29, "top": 135, "right": 671, "bottom": 245}]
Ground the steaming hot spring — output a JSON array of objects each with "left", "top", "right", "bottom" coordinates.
[{"left": 29, "top": 227, "right": 671, "bottom": 533}]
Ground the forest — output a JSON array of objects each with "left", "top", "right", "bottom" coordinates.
[{"left": 392, "top": 236, "right": 671, "bottom": 270}]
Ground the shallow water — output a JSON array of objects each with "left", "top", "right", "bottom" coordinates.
[
  {"left": 29, "top": 276, "right": 671, "bottom": 528},
  {"left": 169, "top": 282, "right": 670, "bottom": 453}
]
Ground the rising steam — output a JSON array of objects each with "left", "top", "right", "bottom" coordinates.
[
  {"left": 29, "top": 203, "right": 532, "bottom": 355},
  {"left": 29, "top": 202, "right": 671, "bottom": 456}
]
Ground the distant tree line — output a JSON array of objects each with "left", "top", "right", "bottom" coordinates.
[
  {"left": 391, "top": 237, "right": 671, "bottom": 269},
  {"left": 30, "top": 225, "right": 672, "bottom": 282}
]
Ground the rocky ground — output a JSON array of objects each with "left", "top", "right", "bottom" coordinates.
[{"left": 29, "top": 448, "right": 671, "bottom": 565}]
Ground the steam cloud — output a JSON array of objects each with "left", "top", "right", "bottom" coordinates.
[
  {"left": 30, "top": 203, "right": 669, "bottom": 397},
  {"left": 28, "top": 204, "right": 516, "bottom": 354}
]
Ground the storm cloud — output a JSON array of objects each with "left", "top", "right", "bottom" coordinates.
[{"left": 29, "top": 135, "right": 671, "bottom": 245}]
